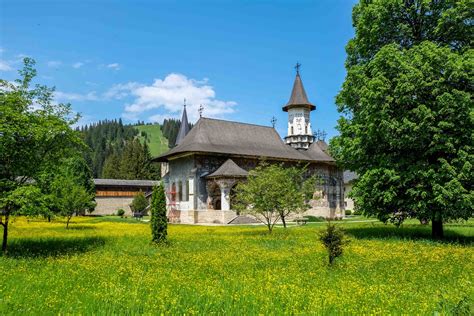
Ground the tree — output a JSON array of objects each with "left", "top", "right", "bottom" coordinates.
[
  {"left": 130, "top": 191, "right": 148, "bottom": 215},
  {"left": 54, "top": 176, "right": 95, "bottom": 228},
  {"left": 332, "top": 0, "right": 473, "bottom": 238},
  {"left": 234, "top": 163, "right": 317, "bottom": 233},
  {"left": 0, "top": 58, "right": 84, "bottom": 253},
  {"left": 150, "top": 184, "right": 167, "bottom": 243}
]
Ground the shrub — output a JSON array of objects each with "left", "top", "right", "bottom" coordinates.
[
  {"left": 319, "top": 222, "right": 349, "bottom": 265},
  {"left": 151, "top": 184, "right": 167, "bottom": 243},
  {"left": 345, "top": 209, "right": 352, "bottom": 216},
  {"left": 130, "top": 191, "right": 148, "bottom": 214},
  {"left": 353, "top": 209, "right": 362, "bottom": 216},
  {"left": 116, "top": 209, "right": 125, "bottom": 217},
  {"left": 305, "top": 216, "right": 326, "bottom": 222}
]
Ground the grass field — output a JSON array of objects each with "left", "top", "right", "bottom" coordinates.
[
  {"left": 134, "top": 124, "right": 169, "bottom": 156},
  {"left": 1, "top": 217, "right": 473, "bottom": 315}
]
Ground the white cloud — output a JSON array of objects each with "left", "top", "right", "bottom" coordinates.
[
  {"left": 72, "top": 62, "right": 84, "bottom": 69},
  {"left": 0, "top": 48, "right": 4, "bottom": 54},
  {"left": 47, "top": 60, "right": 62, "bottom": 68},
  {"left": 104, "top": 82, "right": 142, "bottom": 100},
  {"left": 55, "top": 91, "right": 99, "bottom": 102},
  {"left": 115, "top": 73, "right": 236, "bottom": 122},
  {"left": 106, "top": 63, "right": 120, "bottom": 70},
  {"left": 0, "top": 60, "right": 13, "bottom": 71}
]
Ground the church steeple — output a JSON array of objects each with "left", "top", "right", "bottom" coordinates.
[
  {"left": 283, "top": 63, "right": 316, "bottom": 150},
  {"left": 175, "top": 99, "right": 190, "bottom": 146}
]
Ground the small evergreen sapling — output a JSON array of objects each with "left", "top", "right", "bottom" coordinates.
[
  {"left": 319, "top": 222, "right": 349, "bottom": 265},
  {"left": 151, "top": 184, "right": 167, "bottom": 243}
]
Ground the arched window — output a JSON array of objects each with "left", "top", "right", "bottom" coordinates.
[
  {"left": 291, "top": 126, "right": 294, "bottom": 135},
  {"left": 305, "top": 125, "right": 308, "bottom": 134}
]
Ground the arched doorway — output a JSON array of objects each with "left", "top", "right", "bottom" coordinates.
[{"left": 207, "top": 181, "right": 221, "bottom": 210}]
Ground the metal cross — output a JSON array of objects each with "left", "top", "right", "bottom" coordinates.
[
  {"left": 183, "top": 98, "right": 186, "bottom": 108},
  {"left": 198, "top": 104, "right": 204, "bottom": 118},
  {"left": 321, "top": 130, "right": 327, "bottom": 141},
  {"left": 270, "top": 116, "right": 277, "bottom": 128},
  {"left": 295, "top": 62, "right": 301, "bottom": 74}
]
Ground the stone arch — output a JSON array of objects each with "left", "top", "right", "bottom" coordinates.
[{"left": 207, "top": 181, "right": 221, "bottom": 210}]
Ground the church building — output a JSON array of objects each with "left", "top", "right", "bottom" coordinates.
[{"left": 155, "top": 67, "right": 344, "bottom": 224}]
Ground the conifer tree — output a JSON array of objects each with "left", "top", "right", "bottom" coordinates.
[{"left": 151, "top": 184, "right": 167, "bottom": 243}]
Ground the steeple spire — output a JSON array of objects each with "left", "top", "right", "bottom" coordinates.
[
  {"left": 283, "top": 63, "right": 316, "bottom": 150},
  {"left": 282, "top": 63, "right": 316, "bottom": 112},
  {"left": 175, "top": 99, "right": 190, "bottom": 146}
]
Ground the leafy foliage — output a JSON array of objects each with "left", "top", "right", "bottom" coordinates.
[
  {"left": 332, "top": 0, "right": 474, "bottom": 238},
  {"left": 319, "top": 222, "right": 349, "bottom": 265},
  {"left": 0, "top": 58, "right": 84, "bottom": 252},
  {"left": 234, "top": 163, "right": 319, "bottom": 232},
  {"left": 130, "top": 191, "right": 148, "bottom": 215},
  {"left": 150, "top": 184, "right": 167, "bottom": 243}
]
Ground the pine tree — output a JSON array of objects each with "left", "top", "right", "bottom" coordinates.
[{"left": 151, "top": 184, "right": 167, "bottom": 243}]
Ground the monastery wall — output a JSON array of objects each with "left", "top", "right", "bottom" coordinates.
[{"left": 94, "top": 197, "right": 134, "bottom": 215}]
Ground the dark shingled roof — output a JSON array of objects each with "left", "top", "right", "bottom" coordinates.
[
  {"left": 282, "top": 73, "right": 316, "bottom": 112},
  {"left": 343, "top": 171, "right": 358, "bottom": 184},
  {"left": 175, "top": 105, "right": 190, "bottom": 146},
  {"left": 94, "top": 179, "right": 160, "bottom": 187},
  {"left": 207, "top": 159, "right": 248, "bottom": 178},
  {"left": 301, "top": 141, "right": 334, "bottom": 162},
  {"left": 155, "top": 117, "right": 333, "bottom": 163}
]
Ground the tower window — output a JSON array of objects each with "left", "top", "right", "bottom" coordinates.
[
  {"left": 305, "top": 125, "right": 308, "bottom": 134},
  {"left": 291, "top": 126, "right": 294, "bottom": 134}
]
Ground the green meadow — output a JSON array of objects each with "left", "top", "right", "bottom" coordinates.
[
  {"left": 134, "top": 124, "right": 169, "bottom": 156},
  {"left": 1, "top": 217, "right": 472, "bottom": 315}
]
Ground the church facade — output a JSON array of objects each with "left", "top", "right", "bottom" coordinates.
[{"left": 155, "top": 69, "right": 344, "bottom": 224}]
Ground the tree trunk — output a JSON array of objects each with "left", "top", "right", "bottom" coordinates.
[
  {"left": 281, "top": 216, "right": 287, "bottom": 228},
  {"left": 432, "top": 219, "right": 443, "bottom": 239},
  {"left": 1, "top": 212, "right": 9, "bottom": 254},
  {"left": 66, "top": 216, "right": 71, "bottom": 229}
]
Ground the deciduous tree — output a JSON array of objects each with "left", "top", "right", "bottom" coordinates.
[
  {"left": 234, "top": 163, "right": 318, "bottom": 233},
  {"left": 0, "top": 58, "right": 84, "bottom": 253},
  {"left": 332, "top": 0, "right": 473, "bottom": 238}
]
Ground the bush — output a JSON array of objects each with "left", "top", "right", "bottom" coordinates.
[
  {"left": 319, "top": 222, "right": 349, "bottom": 265},
  {"left": 345, "top": 209, "right": 352, "bottom": 216},
  {"left": 116, "top": 209, "right": 125, "bottom": 217},
  {"left": 353, "top": 210, "right": 362, "bottom": 216},
  {"left": 305, "top": 216, "right": 326, "bottom": 222},
  {"left": 131, "top": 192, "right": 148, "bottom": 214}
]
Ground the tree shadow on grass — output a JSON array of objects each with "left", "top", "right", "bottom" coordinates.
[
  {"left": 345, "top": 225, "right": 474, "bottom": 245},
  {"left": 2, "top": 236, "right": 106, "bottom": 258}
]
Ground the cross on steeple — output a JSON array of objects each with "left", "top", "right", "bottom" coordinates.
[
  {"left": 270, "top": 116, "right": 277, "bottom": 128},
  {"left": 183, "top": 98, "right": 186, "bottom": 108},
  {"left": 314, "top": 129, "right": 327, "bottom": 141},
  {"left": 198, "top": 104, "right": 204, "bottom": 118},
  {"left": 295, "top": 62, "right": 301, "bottom": 75}
]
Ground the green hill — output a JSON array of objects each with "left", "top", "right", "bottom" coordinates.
[{"left": 134, "top": 124, "right": 169, "bottom": 157}]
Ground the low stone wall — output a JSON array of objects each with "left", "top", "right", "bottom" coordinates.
[{"left": 94, "top": 197, "right": 134, "bottom": 216}]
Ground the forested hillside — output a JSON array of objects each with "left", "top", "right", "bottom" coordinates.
[{"left": 78, "top": 119, "right": 191, "bottom": 179}]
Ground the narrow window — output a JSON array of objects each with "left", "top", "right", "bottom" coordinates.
[
  {"left": 291, "top": 126, "right": 294, "bottom": 134},
  {"left": 305, "top": 125, "right": 308, "bottom": 134},
  {"left": 186, "top": 179, "right": 190, "bottom": 201},
  {"left": 178, "top": 180, "right": 183, "bottom": 201}
]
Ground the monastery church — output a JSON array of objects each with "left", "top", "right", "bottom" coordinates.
[{"left": 155, "top": 67, "right": 344, "bottom": 224}]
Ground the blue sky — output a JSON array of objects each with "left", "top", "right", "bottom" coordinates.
[{"left": 0, "top": 0, "right": 356, "bottom": 140}]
